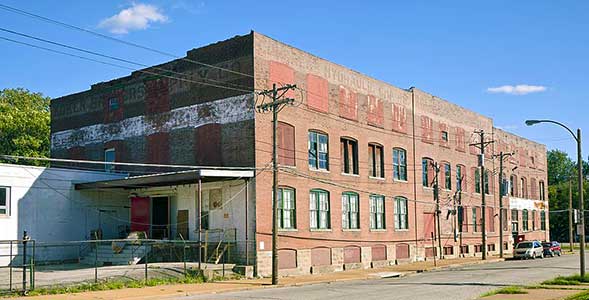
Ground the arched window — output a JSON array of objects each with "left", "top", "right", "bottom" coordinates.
[
  {"left": 369, "top": 143, "right": 384, "bottom": 178},
  {"left": 443, "top": 162, "right": 452, "bottom": 190},
  {"left": 510, "top": 175, "right": 517, "bottom": 197},
  {"left": 308, "top": 131, "right": 329, "bottom": 170},
  {"left": 310, "top": 189, "right": 330, "bottom": 229},
  {"left": 341, "top": 192, "right": 359, "bottom": 229},
  {"left": 394, "top": 196, "right": 408, "bottom": 230},
  {"left": 393, "top": 148, "right": 407, "bottom": 181},
  {"left": 456, "top": 165, "right": 466, "bottom": 192},
  {"left": 539, "top": 181, "right": 546, "bottom": 201},
  {"left": 369, "top": 194, "right": 385, "bottom": 229},
  {"left": 341, "top": 137, "right": 358, "bottom": 175},
  {"left": 422, "top": 157, "right": 434, "bottom": 187},
  {"left": 278, "top": 187, "right": 296, "bottom": 229},
  {"left": 521, "top": 177, "right": 528, "bottom": 198}
]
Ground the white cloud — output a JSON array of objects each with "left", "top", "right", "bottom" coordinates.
[
  {"left": 486, "top": 84, "right": 547, "bottom": 95},
  {"left": 99, "top": 3, "right": 168, "bottom": 34}
]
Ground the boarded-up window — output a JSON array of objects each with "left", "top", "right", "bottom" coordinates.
[
  {"left": 277, "top": 122, "right": 295, "bottom": 166},
  {"left": 147, "top": 132, "right": 170, "bottom": 164},
  {"left": 343, "top": 246, "right": 361, "bottom": 264},
  {"left": 339, "top": 86, "right": 358, "bottom": 121},
  {"left": 145, "top": 77, "right": 170, "bottom": 115},
  {"left": 421, "top": 116, "right": 434, "bottom": 144},
  {"left": 425, "top": 247, "right": 437, "bottom": 258},
  {"left": 455, "top": 127, "right": 466, "bottom": 152},
  {"left": 392, "top": 104, "right": 407, "bottom": 133},
  {"left": 176, "top": 210, "right": 189, "bottom": 239},
  {"left": 278, "top": 249, "right": 297, "bottom": 269},
  {"left": 306, "top": 74, "right": 328, "bottom": 112},
  {"left": 396, "top": 243, "right": 410, "bottom": 259},
  {"left": 311, "top": 247, "right": 331, "bottom": 266},
  {"left": 372, "top": 245, "right": 387, "bottom": 261},
  {"left": 367, "top": 95, "right": 384, "bottom": 127},
  {"left": 488, "top": 207, "right": 495, "bottom": 232},
  {"left": 269, "top": 61, "right": 295, "bottom": 97},
  {"left": 423, "top": 213, "right": 435, "bottom": 239},
  {"left": 195, "top": 123, "right": 222, "bottom": 166},
  {"left": 460, "top": 206, "right": 468, "bottom": 232},
  {"left": 443, "top": 246, "right": 454, "bottom": 256}
]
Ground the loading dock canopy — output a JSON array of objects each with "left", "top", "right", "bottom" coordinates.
[{"left": 74, "top": 169, "right": 254, "bottom": 190}]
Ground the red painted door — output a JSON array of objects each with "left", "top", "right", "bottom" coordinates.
[{"left": 130, "top": 197, "right": 150, "bottom": 233}]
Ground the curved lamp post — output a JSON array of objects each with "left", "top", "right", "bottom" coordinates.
[{"left": 525, "top": 119, "right": 585, "bottom": 276}]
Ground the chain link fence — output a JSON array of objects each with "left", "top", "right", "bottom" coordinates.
[{"left": 0, "top": 236, "right": 255, "bottom": 296}]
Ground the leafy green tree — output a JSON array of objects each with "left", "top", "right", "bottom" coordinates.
[
  {"left": 0, "top": 88, "right": 50, "bottom": 166},
  {"left": 547, "top": 149, "right": 575, "bottom": 185}
]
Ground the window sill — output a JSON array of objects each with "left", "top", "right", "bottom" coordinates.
[
  {"left": 369, "top": 229, "right": 387, "bottom": 232},
  {"left": 369, "top": 176, "right": 386, "bottom": 181},
  {"left": 310, "top": 228, "right": 332, "bottom": 232},
  {"left": 423, "top": 186, "right": 434, "bottom": 190},
  {"left": 342, "top": 229, "right": 361, "bottom": 232},
  {"left": 341, "top": 173, "right": 360, "bottom": 177},
  {"left": 393, "top": 179, "right": 408, "bottom": 183},
  {"left": 309, "top": 168, "right": 330, "bottom": 174},
  {"left": 395, "top": 229, "right": 410, "bottom": 232},
  {"left": 278, "top": 228, "right": 298, "bottom": 232}
]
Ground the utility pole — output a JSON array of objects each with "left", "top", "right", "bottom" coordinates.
[
  {"left": 257, "top": 83, "right": 296, "bottom": 285},
  {"left": 470, "top": 130, "right": 494, "bottom": 260},
  {"left": 493, "top": 151, "right": 513, "bottom": 258},
  {"left": 458, "top": 176, "right": 464, "bottom": 257},
  {"left": 570, "top": 180, "right": 574, "bottom": 252},
  {"left": 431, "top": 162, "right": 443, "bottom": 259},
  {"left": 576, "top": 128, "right": 585, "bottom": 277}
]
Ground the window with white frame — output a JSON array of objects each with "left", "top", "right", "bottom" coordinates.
[
  {"left": 104, "top": 148, "right": 115, "bottom": 173},
  {"left": 0, "top": 187, "right": 9, "bottom": 216},
  {"left": 341, "top": 192, "right": 359, "bottom": 229},
  {"left": 370, "top": 194, "right": 385, "bottom": 229},
  {"left": 522, "top": 209, "right": 529, "bottom": 231},
  {"left": 394, "top": 196, "right": 408, "bottom": 230},
  {"left": 393, "top": 148, "right": 407, "bottom": 181},
  {"left": 278, "top": 187, "right": 296, "bottom": 229},
  {"left": 310, "top": 189, "right": 330, "bottom": 229},
  {"left": 308, "top": 131, "right": 329, "bottom": 170}
]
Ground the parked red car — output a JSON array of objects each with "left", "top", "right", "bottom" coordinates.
[{"left": 542, "top": 241, "right": 562, "bottom": 257}]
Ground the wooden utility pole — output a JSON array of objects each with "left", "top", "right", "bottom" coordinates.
[
  {"left": 493, "top": 151, "right": 513, "bottom": 258},
  {"left": 470, "top": 130, "right": 493, "bottom": 260},
  {"left": 257, "top": 83, "right": 296, "bottom": 285},
  {"left": 431, "top": 162, "right": 443, "bottom": 259}
]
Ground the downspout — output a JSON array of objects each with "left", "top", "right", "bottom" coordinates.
[{"left": 411, "top": 88, "right": 419, "bottom": 253}]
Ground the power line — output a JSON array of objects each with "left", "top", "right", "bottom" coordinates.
[
  {"left": 0, "top": 34, "right": 253, "bottom": 94},
  {"left": 0, "top": 3, "right": 255, "bottom": 80},
  {"left": 1, "top": 154, "right": 263, "bottom": 170},
  {"left": 0, "top": 27, "right": 254, "bottom": 92}
]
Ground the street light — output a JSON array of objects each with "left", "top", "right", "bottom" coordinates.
[{"left": 526, "top": 119, "right": 585, "bottom": 277}]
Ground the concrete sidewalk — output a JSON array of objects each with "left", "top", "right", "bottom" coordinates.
[{"left": 13, "top": 256, "right": 504, "bottom": 300}]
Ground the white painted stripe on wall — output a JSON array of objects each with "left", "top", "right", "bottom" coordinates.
[{"left": 51, "top": 94, "right": 254, "bottom": 150}]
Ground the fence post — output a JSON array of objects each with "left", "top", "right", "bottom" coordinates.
[
  {"left": 22, "top": 231, "right": 28, "bottom": 295},
  {"left": 144, "top": 242, "right": 148, "bottom": 283},
  {"left": 30, "top": 240, "right": 35, "bottom": 291},
  {"left": 9, "top": 241, "right": 12, "bottom": 292},
  {"left": 94, "top": 241, "right": 98, "bottom": 284}
]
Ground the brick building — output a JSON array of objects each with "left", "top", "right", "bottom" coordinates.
[{"left": 50, "top": 31, "right": 549, "bottom": 276}]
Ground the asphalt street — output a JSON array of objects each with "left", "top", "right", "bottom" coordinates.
[{"left": 172, "top": 254, "right": 582, "bottom": 300}]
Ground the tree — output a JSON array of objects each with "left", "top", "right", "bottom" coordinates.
[
  {"left": 547, "top": 149, "right": 575, "bottom": 185},
  {"left": 0, "top": 88, "right": 50, "bottom": 166}
]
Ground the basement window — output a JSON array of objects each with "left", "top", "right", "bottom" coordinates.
[{"left": 0, "top": 187, "right": 9, "bottom": 216}]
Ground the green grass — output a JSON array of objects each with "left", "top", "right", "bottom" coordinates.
[
  {"left": 481, "top": 286, "right": 528, "bottom": 297},
  {"left": 0, "top": 270, "right": 212, "bottom": 298},
  {"left": 566, "top": 290, "right": 589, "bottom": 300},
  {"left": 542, "top": 275, "right": 589, "bottom": 286}
]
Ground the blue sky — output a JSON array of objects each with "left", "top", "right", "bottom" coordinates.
[{"left": 0, "top": 1, "right": 587, "bottom": 157}]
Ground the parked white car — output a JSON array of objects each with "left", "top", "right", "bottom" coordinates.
[{"left": 513, "top": 240, "right": 544, "bottom": 259}]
